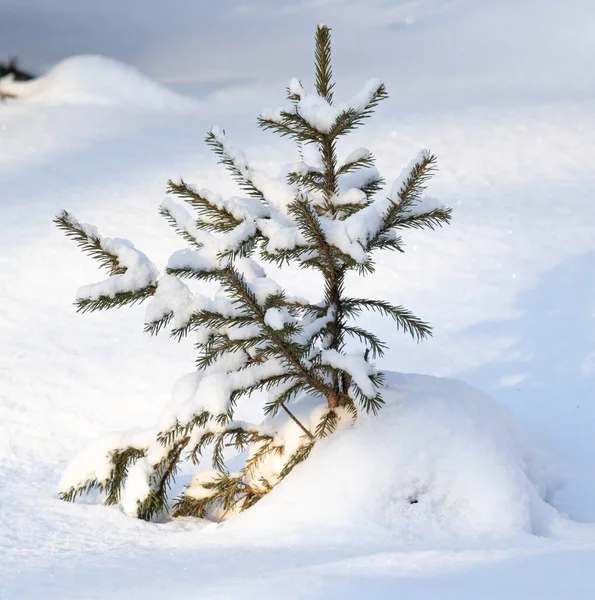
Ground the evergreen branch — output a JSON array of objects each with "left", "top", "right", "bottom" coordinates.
[
  {"left": 364, "top": 153, "right": 439, "bottom": 252},
  {"left": 259, "top": 243, "right": 315, "bottom": 268},
  {"left": 262, "top": 381, "right": 304, "bottom": 416},
  {"left": 157, "top": 411, "right": 212, "bottom": 447},
  {"left": 336, "top": 154, "right": 375, "bottom": 176},
  {"left": 278, "top": 441, "right": 315, "bottom": 481},
  {"left": 314, "top": 408, "right": 338, "bottom": 438},
  {"left": 187, "top": 431, "right": 216, "bottom": 464},
  {"left": 391, "top": 207, "right": 453, "bottom": 231},
  {"left": 221, "top": 266, "right": 346, "bottom": 405},
  {"left": 257, "top": 113, "right": 322, "bottom": 144},
  {"left": 158, "top": 204, "right": 203, "bottom": 248},
  {"left": 358, "top": 175, "right": 385, "bottom": 199},
  {"left": 54, "top": 210, "right": 125, "bottom": 275},
  {"left": 243, "top": 439, "right": 284, "bottom": 477},
  {"left": 343, "top": 325, "right": 387, "bottom": 358},
  {"left": 136, "top": 438, "right": 189, "bottom": 521},
  {"left": 387, "top": 153, "right": 438, "bottom": 218},
  {"left": 104, "top": 447, "right": 147, "bottom": 505},
  {"left": 165, "top": 266, "right": 221, "bottom": 282},
  {"left": 59, "top": 478, "right": 103, "bottom": 503},
  {"left": 342, "top": 298, "right": 432, "bottom": 341},
  {"left": 192, "top": 311, "right": 254, "bottom": 331},
  {"left": 314, "top": 25, "right": 334, "bottom": 102},
  {"left": 196, "top": 336, "right": 261, "bottom": 371},
  {"left": 328, "top": 84, "right": 388, "bottom": 139},
  {"left": 286, "top": 169, "right": 325, "bottom": 194},
  {"left": 205, "top": 131, "right": 265, "bottom": 200},
  {"left": 367, "top": 233, "right": 405, "bottom": 254},
  {"left": 289, "top": 199, "right": 336, "bottom": 273},
  {"left": 144, "top": 311, "right": 173, "bottom": 336},
  {"left": 167, "top": 179, "right": 242, "bottom": 232},
  {"left": 75, "top": 286, "right": 156, "bottom": 313}
]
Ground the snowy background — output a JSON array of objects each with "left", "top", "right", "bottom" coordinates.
[{"left": 2, "top": 0, "right": 595, "bottom": 598}]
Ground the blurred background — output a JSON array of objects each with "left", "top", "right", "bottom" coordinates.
[{"left": 3, "top": 0, "right": 594, "bottom": 115}]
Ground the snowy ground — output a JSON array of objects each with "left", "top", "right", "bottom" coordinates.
[{"left": 2, "top": 1, "right": 595, "bottom": 598}]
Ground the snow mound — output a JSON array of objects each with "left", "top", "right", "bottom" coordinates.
[
  {"left": 0, "top": 55, "right": 198, "bottom": 111},
  {"left": 229, "top": 372, "right": 563, "bottom": 541}
]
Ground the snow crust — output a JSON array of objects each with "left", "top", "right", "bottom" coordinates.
[{"left": 0, "top": 55, "right": 197, "bottom": 110}]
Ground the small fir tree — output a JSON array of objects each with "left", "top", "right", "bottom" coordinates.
[{"left": 55, "top": 26, "right": 451, "bottom": 522}]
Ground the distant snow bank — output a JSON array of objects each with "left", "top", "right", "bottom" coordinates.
[
  {"left": 0, "top": 55, "right": 198, "bottom": 111},
  {"left": 229, "top": 372, "right": 564, "bottom": 541}
]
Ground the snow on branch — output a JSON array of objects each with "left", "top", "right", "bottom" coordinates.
[
  {"left": 207, "top": 127, "right": 297, "bottom": 213},
  {"left": 54, "top": 211, "right": 159, "bottom": 307},
  {"left": 318, "top": 150, "right": 443, "bottom": 263},
  {"left": 260, "top": 79, "right": 386, "bottom": 138},
  {"left": 75, "top": 237, "right": 158, "bottom": 301},
  {"left": 320, "top": 349, "right": 377, "bottom": 399},
  {"left": 56, "top": 24, "right": 450, "bottom": 523}
]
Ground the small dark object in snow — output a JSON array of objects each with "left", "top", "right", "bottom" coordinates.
[{"left": 0, "top": 57, "right": 34, "bottom": 81}]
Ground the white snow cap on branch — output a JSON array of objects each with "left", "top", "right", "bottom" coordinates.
[
  {"left": 320, "top": 150, "right": 434, "bottom": 262},
  {"left": 289, "top": 77, "right": 305, "bottom": 98},
  {"left": 338, "top": 164, "right": 381, "bottom": 192},
  {"left": 342, "top": 147, "right": 372, "bottom": 166},
  {"left": 76, "top": 237, "right": 158, "bottom": 301},
  {"left": 389, "top": 149, "right": 430, "bottom": 203},
  {"left": 256, "top": 217, "right": 308, "bottom": 253},
  {"left": 260, "top": 79, "right": 384, "bottom": 135},
  {"left": 209, "top": 127, "right": 297, "bottom": 213},
  {"left": 180, "top": 358, "right": 287, "bottom": 420},
  {"left": 144, "top": 274, "right": 193, "bottom": 329},
  {"left": 331, "top": 188, "right": 368, "bottom": 207},
  {"left": 297, "top": 79, "right": 383, "bottom": 134},
  {"left": 264, "top": 307, "right": 294, "bottom": 330},
  {"left": 320, "top": 349, "right": 377, "bottom": 398},
  {"left": 236, "top": 257, "right": 283, "bottom": 305},
  {"left": 162, "top": 197, "right": 257, "bottom": 263}
]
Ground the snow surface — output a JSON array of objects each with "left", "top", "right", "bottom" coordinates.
[
  {"left": 0, "top": 55, "right": 198, "bottom": 111},
  {"left": 230, "top": 373, "right": 567, "bottom": 541},
  {"left": 3, "top": 1, "right": 595, "bottom": 598}
]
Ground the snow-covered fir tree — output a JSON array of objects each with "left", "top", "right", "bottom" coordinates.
[{"left": 55, "top": 25, "right": 451, "bottom": 522}]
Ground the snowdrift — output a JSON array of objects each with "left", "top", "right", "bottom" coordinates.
[
  {"left": 0, "top": 55, "right": 197, "bottom": 111},
  {"left": 228, "top": 372, "right": 563, "bottom": 541}
]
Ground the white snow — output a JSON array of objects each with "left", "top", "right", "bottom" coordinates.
[
  {"left": 0, "top": 55, "right": 198, "bottom": 111},
  {"left": 342, "top": 147, "right": 372, "bottom": 166},
  {"left": 388, "top": 148, "right": 431, "bottom": 202},
  {"left": 332, "top": 187, "right": 368, "bottom": 206},
  {"left": 120, "top": 459, "right": 153, "bottom": 516},
  {"left": 264, "top": 307, "right": 293, "bottom": 330},
  {"left": 144, "top": 274, "right": 193, "bottom": 329},
  {"left": 231, "top": 373, "right": 564, "bottom": 541},
  {"left": 293, "top": 79, "right": 384, "bottom": 134},
  {"left": 289, "top": 77, "right": 305, "bottom": 99},
  {"left": 3, "top": 3, "right": 595, "bottom": 598},
  {"left": 76, "top": 237, "right": 159, "bottom": 300},
  {"left": 320, "top": 349, "right": 377, "bottom": 398}
]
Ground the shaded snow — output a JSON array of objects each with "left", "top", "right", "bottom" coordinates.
[
  {"left": 2, "top": 2, "right": 595, "bottom": 598},
  {"left": 0, "top": 55, "right": 198, "bottom": 111},
  {"left": 231, "top": 373, "right": 564, "bottom": 542}
]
